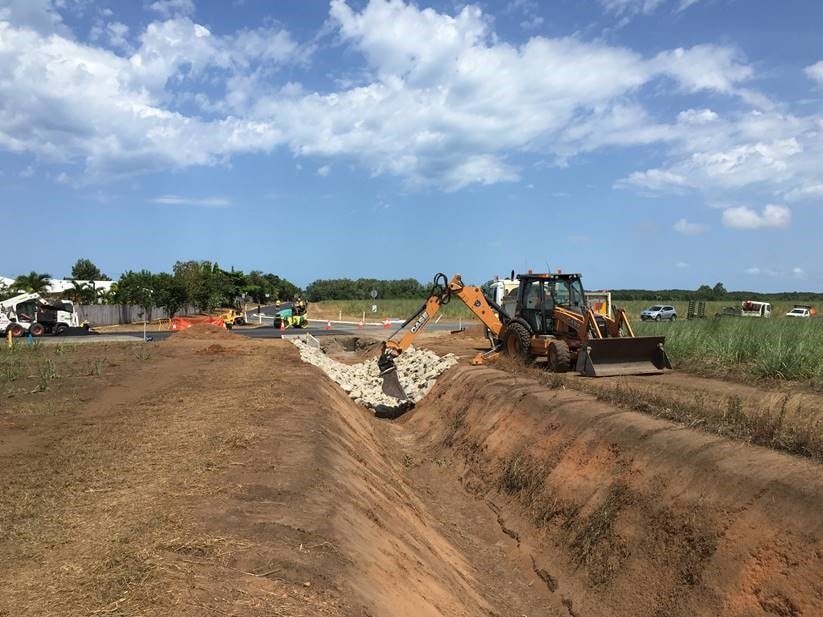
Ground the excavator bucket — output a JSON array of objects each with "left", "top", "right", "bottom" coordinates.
[
  {"left": 378, "top": 354, "right": 408, "bottom": 400},
  {"left": 576, "top": 336, "right": 671, "bottom": 377}
]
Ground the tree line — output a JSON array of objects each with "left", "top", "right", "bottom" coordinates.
[
  {"left": 304, "top": 278, "right": 428, "bottom": 301},
  {"left": 4, "top": 263, "right": 821, "bottom": 311},
  {"left": 1, "top": 259, "right": 301, "bottom": 318},
  {"left": 612, "top": 282, "right": 823, "bottom": 302}
]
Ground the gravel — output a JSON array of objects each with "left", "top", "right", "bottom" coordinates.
[{"left": 290, "top": 340, "right": 458, "bottom": 410}]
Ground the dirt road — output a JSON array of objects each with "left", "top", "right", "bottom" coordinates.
[{"left": 1, "top": 329, "right": 821, "bottom": 616}]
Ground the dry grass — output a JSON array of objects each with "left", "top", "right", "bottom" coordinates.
[{"left": 492, "top": 356, "right": 823, "bottom": 462}]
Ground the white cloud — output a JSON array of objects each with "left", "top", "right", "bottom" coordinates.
[
  {"left": 521, "top": 16, "right": 543, "bottom": 30},
  {"left": 652, "top": 45, "right": 753, "bottom": 94},
  {"left": 746, "top": 265, "right": 805, "bottom": 279},
  {"left": 147, "top": 0, "right": 195, "bottom": 18},
  {"left": 805, "top": 61, "right": 823, "bottom": 85},
  {"left": 673, "top": 218, "right": 707, "bottom": 235},
  {"left": 599, "top": 0, "right": 702, "bottom": 18},
  {"left": 722, "top": 204, "right": 790, "bottom": 230},
  {"left": 316, "top": 164, "right": 331, "bottom": 177},
  {"left": 599, "top": 0, "right": 666, "bottom": 16},
  {"left": 442, "top": 155, "right": 519, "bottom": 191},
  {"left": 19, "top": 165, "right": 34, "bottom": 178},
  {"left": 0, "top": 16, "right": 301, "bottom": 178},
  {"left": 0, "top": 0, "right": 800, "bottom": 194},
  {"left": 149, "top": 195, "right": 231, "bottom": 207},
  {"left": 676, "top": 108, "right": 718, "bottom": 125},
  {"left": 619, "top": 169, "right": 689, "bottom": 191},
  {"left": 675, "top": 261, "right": 689, "bottom": 269},
  {"left": 785, "top": 184, "right": 823, "bottom": 202},
  {"left": 0, "top": 0, "right": 66, "bottom": 34},
  {"left": 90, "top": 20, "right": 130, "bottom": 51},
  {"left": 617, "top": 110, "right": 821, "bottom": 198}
]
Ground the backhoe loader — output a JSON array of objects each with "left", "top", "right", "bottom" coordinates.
[{"left": 378, "top": 272, "right": 670, "bottom": 400}]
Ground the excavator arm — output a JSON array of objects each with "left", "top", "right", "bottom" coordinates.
[{"left": 378, "top": 273, "right": 505, "bottom": 399}]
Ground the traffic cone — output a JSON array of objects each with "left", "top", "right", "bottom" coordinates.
[
  {"left": 326, "top": 321, "right": 333, "bottom": 330},
  {"left": 279, "top": 319, "right": 286, "bottom": 331},
  {"left": 357, "top": 320, "right": 364, "bottom": 329},
  {"left": 383, "top": 318, "right": 391, "bottom": 329}
]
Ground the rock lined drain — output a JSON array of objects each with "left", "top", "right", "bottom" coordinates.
[{"left": 291, "top": 339, "right": 457, "bottom": 414}]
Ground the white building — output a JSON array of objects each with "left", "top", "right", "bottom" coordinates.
[{"left": 1, "top": 276, "right": 115, "bottom": 296}]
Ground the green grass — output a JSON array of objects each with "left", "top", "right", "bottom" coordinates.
[
  {"left": 314, "top": 298, "right": 823, "bottom": 386},
  {"left": 316, "top": 298, "right": 810, "bottom": 323},
  {"left": 616, "top": 300, "right": 803, "bottom": 321},
  {"left": 636, "top": 317, "right": 823, "bottom": 386},
  {"left": 311, "top": 298, "right": 475, "bottom": 320}
]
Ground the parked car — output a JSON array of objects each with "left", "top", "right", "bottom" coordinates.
[
  {"left": 640, "top": 305, "right": 677, "bottom": 321},
  {"left": 785, "top": 306, "right": 816, "bottom": 318}
]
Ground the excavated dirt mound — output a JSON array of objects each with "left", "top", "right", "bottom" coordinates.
[
  {"left": 194, "top": 343, "right": 245, "bottom": 356},
  {"left": 169, "top": 323, "right": 235, "bottom": 341},
  {"left": 401, "top": 366, "right": 823, "bottom": 617}
]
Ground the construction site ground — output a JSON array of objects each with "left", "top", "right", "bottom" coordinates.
[{"left": 1, "top": 327, "right": 821, "bottom": 616}]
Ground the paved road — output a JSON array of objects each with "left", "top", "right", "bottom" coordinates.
[{"left": 36, "top": 318, "right": 471, "bottom": 344}]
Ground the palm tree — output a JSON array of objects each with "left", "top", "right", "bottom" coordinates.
[
  {"left": 67, "top": 280, "right": 96, "bottom": 304},
  {"left": 13, "top": 271, "right": 51, "bottom": 295}
]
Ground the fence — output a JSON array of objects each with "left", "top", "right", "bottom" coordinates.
[{"left": 75, "top": 304, "right": 197, "bottom": 326}]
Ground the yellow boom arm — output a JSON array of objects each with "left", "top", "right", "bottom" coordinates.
[{"left": 378, "top": 273, "right": 504, "bottom": 399}]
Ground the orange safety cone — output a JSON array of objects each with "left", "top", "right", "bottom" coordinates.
[
  {"left": 326, "top": 321, "right": 333, "bottom": 330},
  {"left": 383, "top": 318, "right": 391, "bottom": 329},
  {"left": 279, "top": 319, "right": 286, "bottom": 331},
  {"left": 357, "top": 320, "right": 364, "bottom": 329}
]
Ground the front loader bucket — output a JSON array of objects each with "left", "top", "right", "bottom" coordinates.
[{"left": 576, "top": 336, "right": 671, "bottom": 377}]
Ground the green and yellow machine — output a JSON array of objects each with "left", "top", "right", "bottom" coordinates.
[{"left": 273, "top": 298, "right": 308, "bottom": 329}]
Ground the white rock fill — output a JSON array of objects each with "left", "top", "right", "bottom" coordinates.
[{"left": 290, "top": 340, "right": 458, "bottom": 409}]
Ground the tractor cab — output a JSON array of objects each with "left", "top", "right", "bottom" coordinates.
[{"left": 516, "top": 273, "right": 587, "bottom": 335}]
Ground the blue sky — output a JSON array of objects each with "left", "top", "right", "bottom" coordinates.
[{"left": 1, "top": 0, "right": 821, "bottom": 292}]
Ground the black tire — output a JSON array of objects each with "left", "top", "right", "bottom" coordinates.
[
  {"left": 55, "top": 324, "right": 68, "bottom": 336},
  {"left": 654, "top": 315, "right": 661, "bottom": 321},
  {"left": 547, "top": 339, "right": 571, "bottom": 372},
  {"left": 501, "top": 321, "right": 532, "bottom": 361},
  {"left": 236, "top": 318, "right": 245, "bottom": 326},
  {"left": 10, "top": 324, "right": 25, "bottom": 337},
  {"left": 670, "top": 314, "right": 677, "bottom": 321},
  {"left": 29, "top": 323, "right": 46, "bottom": 337}
]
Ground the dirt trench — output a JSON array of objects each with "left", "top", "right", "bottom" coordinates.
[
  {"left": 0, "top": 336, "right": 563, "bottom": 616},
  {"left": 397, "top": 365, "right": 823, "bottom": 616},
  {"left": 2, "top": 334, "right": 822, "bottom": 616}
]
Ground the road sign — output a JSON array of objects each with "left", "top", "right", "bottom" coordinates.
[{"left": 370, "top": 289, "right": 378, "bottom": 299}]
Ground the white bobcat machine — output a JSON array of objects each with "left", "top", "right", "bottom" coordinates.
[{"left": 0, "top": 293, "right": 82, "bottom": 337}]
